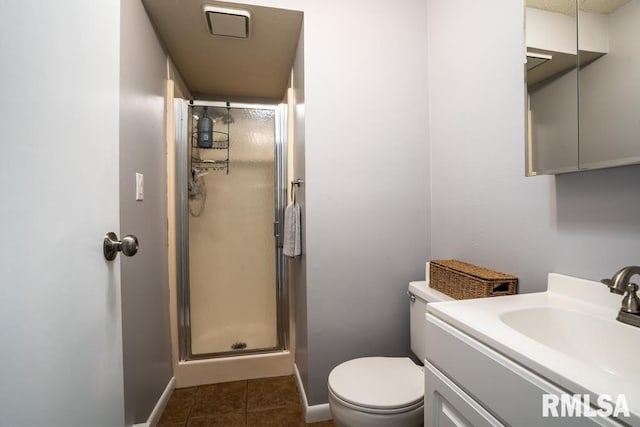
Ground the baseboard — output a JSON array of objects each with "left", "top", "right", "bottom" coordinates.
[
  {"left": 305, "top": 402, "right": 332, "bottom": 424},
  {"left": 134, "top": 376, "right": 176, "bottom": 427},
  {"left": 293, "top": 364, "right": 332, "bottom": 423}
]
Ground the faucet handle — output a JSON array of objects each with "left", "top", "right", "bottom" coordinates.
[{"left": 620, "top": 283, "right": 640, "bottom": 314}]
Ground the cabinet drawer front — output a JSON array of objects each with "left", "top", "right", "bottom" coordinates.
[
  {"left": 425, "top": 360, "right": 504, "bottom": 427},
  {"left": 426, "top": 314, "right": 622, "bottom": 427}
]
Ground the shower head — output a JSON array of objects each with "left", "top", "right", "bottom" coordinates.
[
  {"left": 221, "top": 112, "right": 234, "bottom": 124},
  {"left": 208, "top": 108, "right": 234, "bottom": 124}
]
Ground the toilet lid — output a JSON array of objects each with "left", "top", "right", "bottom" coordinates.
[{"left": 328, "top": 357, "right": 424, "bottom": 410}]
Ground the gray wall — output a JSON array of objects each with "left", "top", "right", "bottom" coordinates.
[
  {"left": 120, "top": 0, "right": 173, "bottom": 423},
  {"left": 223, "top": 0, "right": 640, "bottom": 409},
  {"left": 299, "top": 0, "right": 430, "bottom": 405},
  {"left": 427, "top": 0, "right": 640, "bottom": 294},
  {"left": 228, "top": 0, "right": 431, "bottom": 406},
  {"left": 291, "top": 23, "right": 310, "bottom": 395}
]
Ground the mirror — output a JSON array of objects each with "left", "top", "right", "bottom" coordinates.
[
  {"left": 526, "top": 1, "right": 578, "bottom": 175},
  {"left": 525, "top": 0, "right": 640, "bottom": 176},
  {"left": 578, "top": 0, "right": 640, "bottom": 169}
]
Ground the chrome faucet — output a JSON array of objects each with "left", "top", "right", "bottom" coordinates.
[
  {"left": 602, "top": 266, "right": 640, "bottom": 328},
  {"left": 603, "top": 265, "right": 640, "bottom": 294}
]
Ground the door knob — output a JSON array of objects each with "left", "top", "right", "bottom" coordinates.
[{"left": 103, "top": 232, "right": 139, "bottom": 261}]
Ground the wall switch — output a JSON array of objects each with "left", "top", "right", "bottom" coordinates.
[{"left": 135, "top": 173, "right": 144, "bottom": 201}]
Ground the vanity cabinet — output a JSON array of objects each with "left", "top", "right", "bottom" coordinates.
[
  {"left": 424, "top": 314, "right": 624, "bottom": 427},
  {"left": 425, "top": 360, "right": 502, "bottom": 426}
]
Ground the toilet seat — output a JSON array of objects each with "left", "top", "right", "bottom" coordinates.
[
  {"left": 328, "top": 357, "right": 424, "bottom": 413},
  {"left": 328, "top": 388, "right": 424, "bottom": 415}
]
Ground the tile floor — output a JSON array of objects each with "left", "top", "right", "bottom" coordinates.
[{"left": 158, "top": 375, "right": 335, "bottom": 427}]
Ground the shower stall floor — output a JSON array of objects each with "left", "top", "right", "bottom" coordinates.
[{"left": 191, "top": 322, "right": 277, "bottom": 356}]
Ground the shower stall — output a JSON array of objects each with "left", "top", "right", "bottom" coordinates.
[{"left": 174, "top": 100, "right": 288, "bottom": 362}]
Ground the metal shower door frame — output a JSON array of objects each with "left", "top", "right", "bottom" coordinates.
[{"left": 174, "top": 99, "right": 288, "bottom": 361}]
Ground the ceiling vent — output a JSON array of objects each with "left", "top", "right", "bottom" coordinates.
[{"left": 204, "top": 5, "right": 250, "bottom": 39}]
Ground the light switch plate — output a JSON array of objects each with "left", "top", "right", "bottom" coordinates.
[{"left": 135, "top": 173, "right": 144, "bottom": 201}]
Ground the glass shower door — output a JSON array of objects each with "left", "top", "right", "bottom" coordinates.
[{"left": 181, "top": 102, "right": 284, "bottom": 358}]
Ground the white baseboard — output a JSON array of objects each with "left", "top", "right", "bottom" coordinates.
[
  {"left": 293, "top": 364, "right": 332, "bottom": 423},
  {"left": 134, "top": 376, "right": 176, "bottom": 427},
  {"left": 306, "top": 402, "right": 332, "bottom": 424}
]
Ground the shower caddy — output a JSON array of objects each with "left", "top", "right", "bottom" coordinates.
[{"left": 191, "top": 103, "right": 231, "bottom": 174}]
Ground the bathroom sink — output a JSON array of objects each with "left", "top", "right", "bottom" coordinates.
[
  {"left": 500, "top": 306, "right": 640, "bottom": 382},
  {"left": 426, "top": 273, "right": 640, "bottom": 423}
]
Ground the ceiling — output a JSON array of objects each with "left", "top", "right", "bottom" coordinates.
[
  {"left": 142, "top": 0, "right": 303, "bottom": 102},
  {"left": 526, "top": 0, "right": 632, "bottom": 15}
]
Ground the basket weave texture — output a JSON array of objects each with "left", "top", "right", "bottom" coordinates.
[{"left": 429, "top": 260, "right": 518, "bottom": 300}]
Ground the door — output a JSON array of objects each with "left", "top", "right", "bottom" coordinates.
[
  {"left": 177, "top": 101, "right": 288, "bottom": 359},
  {"left": 0, "top": 2, "right": 125, "bottom": 426},
  {"left": 425, "top": 362, "right": 504, "bottom": 427}
]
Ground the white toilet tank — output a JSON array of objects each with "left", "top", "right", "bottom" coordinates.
[{"left": 408, "top": 280, "right": 452, "bottom": 362}]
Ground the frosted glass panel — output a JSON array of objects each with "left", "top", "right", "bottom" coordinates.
[{"left": 188, "top": 106, "right": 277, "bottom": 355}]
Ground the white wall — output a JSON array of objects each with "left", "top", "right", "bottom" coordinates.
[
  {"left": 428, "top": 0, "right": 640, "bottom": 294},
  {"left": 220, "top": 0, "right": 431, "bottom": 406}
]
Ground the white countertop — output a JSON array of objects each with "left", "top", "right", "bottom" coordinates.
[{"left": 426, "top": 273, "right": 640, "bottom": 424}]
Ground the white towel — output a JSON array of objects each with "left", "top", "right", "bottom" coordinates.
[{"left": 283, "top": 200, "right": 301, "bottom": 257}]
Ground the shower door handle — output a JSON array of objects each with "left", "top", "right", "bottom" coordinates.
[
  {"left": 274, "top": 221, "right": 283, "bottom": 248},
  {"left": 103, "top": 232, "right": 139, "bottom": 261}
]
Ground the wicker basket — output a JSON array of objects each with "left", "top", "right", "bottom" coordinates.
[{"left": 429, "top": 260, "right": 518, "bottom": 300}]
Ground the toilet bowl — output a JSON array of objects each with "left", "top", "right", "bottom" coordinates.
[
  {"left": 328, "top": 357, "right": 424, "bottom": 427},
  {"left": 327, "top": 277, "right": 452, "bottom": 427}
]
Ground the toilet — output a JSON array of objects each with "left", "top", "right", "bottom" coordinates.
[{"left": 327, "top": 279, "right": 452, "bottom": 427}]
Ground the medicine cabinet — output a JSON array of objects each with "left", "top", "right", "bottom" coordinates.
[{"left": 525, "top": 0, "right": 640, "bottom": 175}]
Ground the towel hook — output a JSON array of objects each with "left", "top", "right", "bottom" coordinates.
[{"left": 290, "top": 179, "right": 303, "bottom": 202}]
